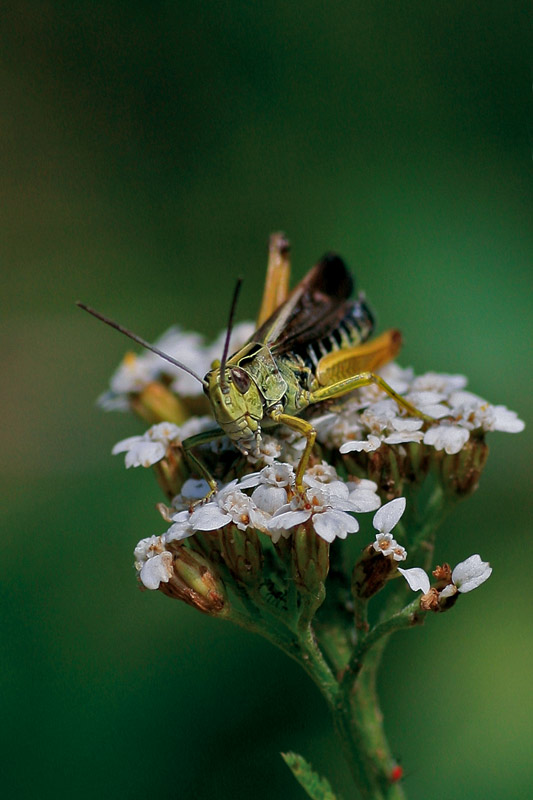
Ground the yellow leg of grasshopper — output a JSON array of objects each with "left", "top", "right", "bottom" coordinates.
[
  {"left": 256, "top": 232, "right": 291, "bottom": 327},
  {"left": 309, "top": 372, "right": 434, "bottom": 422},
  {"left": 269, "top": 407, "right": 317, "bottom": 494},
  {"left": 181, "top": 427, "right": 225, "bottom": 503}
]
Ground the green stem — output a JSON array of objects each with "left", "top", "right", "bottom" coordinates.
[{"left": 341, "top": 598, "right": 425, "bottom": 692}]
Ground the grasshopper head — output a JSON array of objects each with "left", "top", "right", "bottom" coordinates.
[{"left": 204, "top": 364, "right": 264, "bottom": 455}]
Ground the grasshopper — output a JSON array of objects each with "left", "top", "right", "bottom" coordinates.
[{"left": 79, "top": 233, "right": 430, "bottom": 500}]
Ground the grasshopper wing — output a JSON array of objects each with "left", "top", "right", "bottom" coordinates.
[{"left": 250, "top": 254, "right": 354, "bottom": 354}]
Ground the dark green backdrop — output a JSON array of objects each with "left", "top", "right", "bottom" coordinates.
[{"left": 2, "top": 3, "right": 531, "bottom": 798}]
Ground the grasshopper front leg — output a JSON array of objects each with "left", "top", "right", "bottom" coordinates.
[
  {"left": 269, "top": 406, "right": 317, "bottom": 494},
  {"left": 181, "top": 427, "right": 226, "bottom": 504}
]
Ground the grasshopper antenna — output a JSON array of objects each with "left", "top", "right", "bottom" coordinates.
[
  {"left": 219, "top": 277, "right": 243, "bottom": 394},
  {"left": 76, "top": 302, "right": 208, "bottom": 388}
]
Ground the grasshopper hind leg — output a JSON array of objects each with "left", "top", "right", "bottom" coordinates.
[{"left": 309, "top": 372, "right": 434, "bottom": 422}]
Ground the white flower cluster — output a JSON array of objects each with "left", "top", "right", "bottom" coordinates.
[
  {"left": 112, "top": 417, "right": 217, "bottom": 468},
  {"left": 134, "top": 464, "right": 387, "bottom": 589},
  {"left": 399, "top": 554, "right": 492, "bottom": 598},
  {"left": 134, "top": 467, "right": 417, "bottom": 590},
  {"left": 306, "top": 362, "right": 525, "bottom": 456},
  {"left": 98, "top": 321, "right": 256, "bottom": 410}
]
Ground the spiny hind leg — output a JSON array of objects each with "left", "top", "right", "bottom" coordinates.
[
  {"left": 269, "top": 407, "right": 316, "bottom": 494},
  {"left": 309, "top": 371, "right": 434, "bottom": 421}
]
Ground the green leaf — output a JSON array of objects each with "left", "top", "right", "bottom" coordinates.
[{"left": 281, "top": 752, "right": 343, "bottom": 800}]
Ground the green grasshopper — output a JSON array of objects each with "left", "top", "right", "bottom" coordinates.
[{"left": 79, "top": 233, "right": 430, "bottom": 500}]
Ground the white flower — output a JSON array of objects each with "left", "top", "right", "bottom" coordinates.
[
  {"left": 112, "top": 421, "right": 183, "bottom": 468},
  {"left": 371, "top": 498, "right": 406, "bottom": 558},
  {"left": 410, "top": 372, "right": 468, "bottom": 394},
  {"left": 246, "top": 435, "right": 282, "bottom": 465},
  {"left": 239, "top": 462, "right": 295, "bottom": 489},
  {"left": 423, "top": 423, "right": 470, "bottom": 455},
  {"left": 189, "top": 484, "right": 269, "bottom": 533},
  {"left": 237, "top": 463, "right": 295, "bottom": 516},
  {"left": 373, "top": 533, "right": 396, "bottom": 556},
  {"left": 391, "top": 543, "right": 407, "bottom": 562},
  {"left": 486, "top": 405, "right": 525, "bottom": 433},
  {"left": 303, "top": 462, "right": 340, "bottom": 487},
  {"left": 134, "top": 535, "right": 174, "bottom": 590},
  {"left": 451, "top": 554, "right": 492, "bottom": 593},
  {"left": 267, "top": 483, "right": 361, "bottom": 543},
  {"left": 165, "top": 509, "right": 195, "bottom": 543}
]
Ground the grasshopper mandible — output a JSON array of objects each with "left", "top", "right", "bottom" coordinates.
[{"left": 79, "top": 233, "right": 431, "bottom": 501}]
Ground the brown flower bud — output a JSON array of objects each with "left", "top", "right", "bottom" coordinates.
[
  {"left": 160, "top": 544, "right": 229, "bottom": 616},
  {"left": 352, "top": 544, "right": 398, "bottom": 602},
  {"left": 420, "top": 587, "right": 440, "bottom": 611}
]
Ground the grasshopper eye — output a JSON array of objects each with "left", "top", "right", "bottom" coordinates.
[{"left": 231, "top": 367, "right": 251, "bottom": 394}]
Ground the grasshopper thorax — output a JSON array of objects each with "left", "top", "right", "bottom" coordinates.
[{"left": 204, "top": 364, "right": 264, "bottom": 456}]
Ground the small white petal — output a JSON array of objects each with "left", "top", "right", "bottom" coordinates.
[
  {"left": 398, "top": 567, "right": 430, "bottom": 594},
  {"left": 373, "top": 497, "right": 406, "bottom": 534},
  {"left": 251, "top": 484, "right": 288, "bottom": 515},
  {"left": 348, "top": 489, "right": 382, "bottom": 513},
  {"left": 190, "top": 504, "right": 231, "bottom": 531},
  {"left": 417, "top": 403, "right": 450, "bottom": 419},
  {"left": 268, "top": 509, "right": 311, "bottom": 531},
  {"left": 383, "top": 431, "right": 424, "bottom": 445},
  {"left": 164, "top": 515, "right": 195, "bottom": 543},
  {"left": 112, "top": 435, "right": 143, "bottom": 454},
  {"left": 340, "top": 435, "right": 382, "bottom": 453},
  {"left": 237, "top": 472, "right": 262, "bottom": 489},
  {"left": 452, "top": 554, "right": 492, "bottom": 593},
  {"left": 390, "top": 417, "right": 424, "bottom": 432},
  {"left": 125, "top": 440, "right": 166, "bottom": 468},
  {"left": 313, "top": 510, "right": 359, "bottom": 542},
  {"left": 349, "top": 478, "right": 378, "bottom": 492},
  {"left": 180, "top": 478, "right": 211, "bottom": 500},
  {"left": 139, "top": 551, "right": 173, "bottom": 590},
  {"left": 423, "top": 424, "right": 470, "bottom": 455},
  {"left": 490, "top": 406, "right": 525, "bottom": 433}
]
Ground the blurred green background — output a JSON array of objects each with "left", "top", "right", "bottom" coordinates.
[{"left": 2, "top": 2, "right": 531, "bottom": 798}]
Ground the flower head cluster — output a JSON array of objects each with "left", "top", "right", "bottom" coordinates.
[
  {"left": 112, "top": 417, "right": 217, "bottom": 468},
  {"left": 133, "top": 464, "right": 384, "bottom": 589},
  {"left": 304, "top": 363, "right": 526, "bottom": 456}
]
